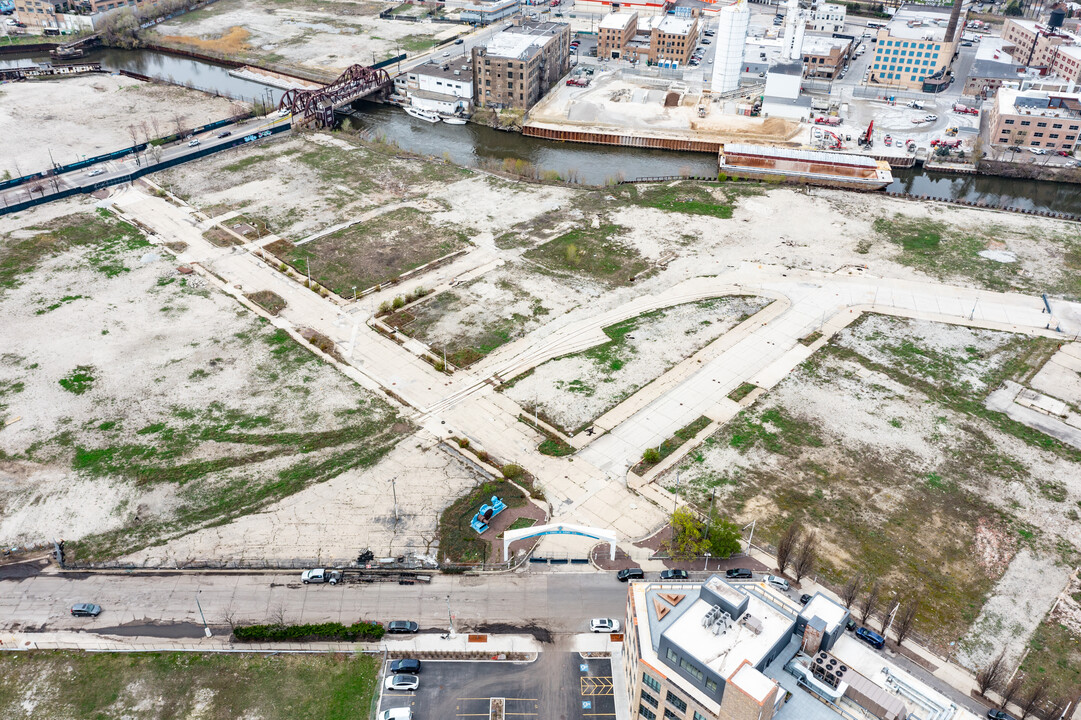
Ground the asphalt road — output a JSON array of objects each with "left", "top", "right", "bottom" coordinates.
[{"left": 0, "top": 568, "right": 631, "bottom": 636}]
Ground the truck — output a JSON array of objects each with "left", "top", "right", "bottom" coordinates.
[{"left": 301, "top": 568, "right": 342, "bottom": 584}]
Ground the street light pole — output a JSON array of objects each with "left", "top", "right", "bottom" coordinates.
[{"left": 196, "top": 590, "right": 212, "bottom": 637}]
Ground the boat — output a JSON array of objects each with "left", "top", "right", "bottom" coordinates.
[
  {"left": 404, "top": 106, "right": 441, "bottom": 123},
  {"left": 440, "top": 115, "right": 468, "bottom": 125}
]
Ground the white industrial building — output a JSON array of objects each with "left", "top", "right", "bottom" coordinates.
[
  {"left": 401, "top": 59, "right": 474, "bottom": 115},
  {"left": 762, "top": 61, "right": 812, "bottom": 120},
  {"left": 809, "top": 2, "right": 846, "bottom": 34}
]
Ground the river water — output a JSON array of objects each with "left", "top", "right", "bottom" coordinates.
[{"left": 5, "top": 46, "right": 1081, "bottom": 213}]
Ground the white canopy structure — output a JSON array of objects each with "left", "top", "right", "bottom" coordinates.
[{"left": 502, "top": 523, "right": 617, "bottom": 561}]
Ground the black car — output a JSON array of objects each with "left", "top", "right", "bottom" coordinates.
[
  {"left": 987, "top": 711, "right": 1017, "bottom": 720},
  {"left": 799, "top": 593, "right": 813, "bottom": 605},
  {"left": 660, "top": 569, "right": 688, "bottom": 580},
  {"left": 846, "top": 618, "right": 857, "bottom": 632},
  {"left": 454, "top": 38, "right": 464, "bottom": 44},
  {"left": 390, "top": 658, "right": 421, "bottom": 674},
  {"left": 217, "top": 131, "right": 232, "bottom": 138},
  {"left": 617, "top": 568, "right": 644, "bottom": 581},
  {"left": 387, "top": 620, "right": 419, "bottom": 634},
  {"left": 725, "top": 568, "right": 753, "bottom": 579}
]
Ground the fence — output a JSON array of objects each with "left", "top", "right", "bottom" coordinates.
[{"left": 0, "top": 123, "right": 290, "bottom": 216}]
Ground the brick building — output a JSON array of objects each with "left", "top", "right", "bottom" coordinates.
[
  {"left": 1001, "top": 18, "right": 1081, "bottom": 85},
  {"left": 472, "top": 20, "right": 571, "bottom": 110},
  {"left": 598, "top": 10, "right": 637, "bottom": 60},
  {"left": 595, "top": 11, "right": 698, "bottom": 66},
  {"left": 986, "top": 88, "right": 1081, "bottom": 152},
  {"left": 14, "top": 0, "right": 150, "bottom": 29},
  {"left": 800, "top": 35, "right": 853, "bottom": 79}
]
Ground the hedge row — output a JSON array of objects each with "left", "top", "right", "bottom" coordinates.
[{"left": 233, "top": 621, "right": 385, "bottom": 642}]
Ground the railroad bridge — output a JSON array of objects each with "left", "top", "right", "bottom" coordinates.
[{"left": 278, "top": 64, "right": 392, "bottom": 128}]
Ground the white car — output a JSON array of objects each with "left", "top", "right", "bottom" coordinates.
[
  {"left": 765, "top": 575, "right": 790, "bottom": 592},
  {"left": 86, "top": 169, "right": 104, "bottom": 177},
  {"left": 589, "top": 618, "right": 620, "bottom": 633},
  {"left": 384, "top": 674, "right": 420, "bottom": 692},
  {"left": 1030, "top": 148, "right": 1047, "bottom": 155},
  {"left": 300, "top": 568, "right": 341, "bottom": 584},
  {"left": 379, "top": 709, "right": 413, "bottom": 720},
  {"left": 924, "top": 114, "right": 938, "bottom": 122},
  {"left": 187, "top": 139, "right": 200, "bottom": 147}
]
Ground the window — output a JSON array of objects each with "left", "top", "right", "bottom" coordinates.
[
  {"left": 667, "top": 649, "right": 679, "bottom": 663},
  {"left": 1037, "top": 122, "right": 1047, "bottom": 128},
  {"left": 705, "top": 679, "right": 718, "bottom": 692},
  {"left": 1070, "top": 125, "right": 1080, "bottom": 131},
  {"left": 666, "top": 692, "right": 688, "bottom": 713},
  {"left": 641, "top": 691, "right": 659, "bottom": 708},
  {"left": 679, "top": 658, "right": 704, "bottom": 682},
  {"left": 1021, "top": 120, "right": 1031, "bottom": 126},
  {"left": 1034, "top": 132, "right": 1044, "bottom": 137},
  {"left": 1050, "top": 133, "right": 1059, "bottom": 139},
  {"left": 1067, "top": 135, "right": 1077, "bottom": 140},
  {"left": 693, "top": 714, "right": 708, "bottom": 720},
  {"left": 664, "top": 710, "right": 681, "bottom": 720},
  {"left": 643, "top": 674, "right": 661, "bottom": 692},
  {"left": 1005, "top": 119, "right": 1015, "bottom": 124},
  {"left": 639, "top": 705, "right": 657, "bottom": 720},
  {"left": 1053, "top": 123, "right": 1063, "bottom": 129},
  {"left": 1032, "top": 141, "right": 1041, "bottom": 146}
]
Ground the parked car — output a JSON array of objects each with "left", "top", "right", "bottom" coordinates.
[
  {"left": 1057, "top": 150, "right": 1072, "bottom": 157},
  {"left": 384, "top": 674, "right": 420, "bottom": 691},
  {"left": 379, "top": 708, "right": 413, "bottom": 720},
  {"left": 799, "top": 593, "right": 813, "bottom": 605},
  {"left": 617, "top": 568, "right": 644, "bottom": 581},
  {"left": 589, "top": 618, "right": 620, "bottom": 633},
  {"left": 846, "top": 618, "right": 857, "bottom": 632},
  {"left": 855, "top": 626, "right": 886, "bottom": 649},
  {"left": 387, "top": 620, "right": 419, "bottom": 634},
  {"left": 86, "top": 169, "right": 104, "bottom": 177},
  {"left": 1007, "top": 145, "right": 1022, "bottom": 152},
  {"left": 725, "top": 568, "right": 753, "bottom": 579},
  {"left": 301, "top": 568, "right": 341, "bottom": 584},
  {"left": 987, "top": 710, "right": 1017, "bottom": 720},
  {"left": 217, "top": 131, "right": 232, "bottom": 138},
  {"left": 71, "top": 603, "right": 102, "bottom": 617},
  {"left": 660, "top": 569, "right": 688, "bottom": 580},
  {"left": 188, "top": 139, "right": 200, "bottom": 147},
  {"left": 390, "top": 659, "right": 421, "bottom": 674},
  {"left": 765, "top": 575, "right": 790, "bottom": 592}
]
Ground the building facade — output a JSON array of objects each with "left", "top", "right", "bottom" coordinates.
[
  {"left": 448, "top": 0, "right": 520, "bottom": 26},
  {"left": 1000, "top": 18, "right": 1081, "bottom": 84},
  {"left": 597, "top": 10, "right": 638, "bottom": 60},
  {"left": 472, "top": 20, "right": 571, "bottom": 110},
  {"left": 868, "top": 5, "right": 957, "bottom": 91},
  {"left": 801, "top": 35, "right": 852, "bottom": 79},
  {"left": 986, "top": 88, "right": 1081, "bottom": 152},
  {"left": 808, "top": 2, "right": 845, "bottom": 34},
  {"left": 14, "top": 0, "right": 156, "bottom": 28},
  {"left": 403, "top": 59, "right": 474, "bottom": 115},
  {"left": 647, "top": 15, "right": 698, "bottom": 66}
]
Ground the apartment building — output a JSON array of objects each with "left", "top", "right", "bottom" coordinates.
[
  {"left": 472, "top": 20, "right": 571, "bottom": 110},
  {"left": 14, "top": 0, "right": 151, "bottom": 28},
  {"left": 986, "top": 88, "right": 1081, "bottom": 152},
  {"left": 645, "top": 15, "right": 698, "bottom": 66},
  {"left": 868, "top": 5, "right": 957, "bottom": 91},
  {"left": 1001, "top": 18, "right": 1081, "bottom": 84},
  {"left": 598, "top": 10, "right": 638, "bottom": 60},
  {"left": 808, "top": 3, "right": 845, "bottom": 34}
]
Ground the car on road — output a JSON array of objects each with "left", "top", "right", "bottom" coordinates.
[
  {"left": 379, "top": 708, "right": 413, "bottom": 720},
  {"left": 924, "top": 114, "right": 938, "bottom": 122},
  {"left": 765, "top": 575, "right": 790, "bottom": 592},
  {"left": 387, "top": 620, "right": 419, "bottom": 634},
  {"left": 390, "top": 658, "right": 422, "bottom": 674},
  {"left": 384, "top": 674, "right": 420, "bottom": 691},
  {"left": 454, "top": 38, "right": 464, "bottom": 44},
  {"left": 590, "top": 618, "right": 620, "bottom": 633},
  {"left": 277, "top": 108, "right": 290, "bottom": 117},
  {"left": 1007, "top": 145, "right": 1022, "bottom": 152},
  {"left": 987, "top": 710, "right": 1017, "bottom": 720},
  {"left": 86, "top": 169, "right": 105, "bottom": 177},
  {"left": 855, "top": 626, "right": 886, "bottom": 649},
  {"left": 217, "top": 131, "right": 232, "bottom": 138},
  {"left": 725, "top": 568, "right": 753, "bottom": 579},
  {"left": 799, "top": 593, "right": 812, "bottom": 605},
  {"left": 188, "top": 139, "right": 200, "bottom": 147},
  {"left": 301, "top": 568, "right": 341, "bottom": 584},
  {"left": 617, "top": 568, "right": 644, "bottom": 581},
  {"left": 71, "top": 603, "right": 102, "bottom": 617},
  {"left": 660, "top": 569, "right": 688, "bottom": 580}
]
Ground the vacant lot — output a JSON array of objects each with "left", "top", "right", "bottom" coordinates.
[
  {"left": 0, "top": 208, "right": 404, "bottom": 562},
  {"left": 504, "top": 297, "right": 769, "bottom": 434},
  {"left": 270, "top": 207, "right": 471, "bottom": 295},
  {"left": 667, "top": 314, "right": 1076, "bottom": 648},
  {"left": 0, "top": 651, "right": 379, "bottom": 720}
]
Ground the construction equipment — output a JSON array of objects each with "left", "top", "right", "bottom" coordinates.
[{"left": 857, "top": 121, "right": 874, "bottom": 147}]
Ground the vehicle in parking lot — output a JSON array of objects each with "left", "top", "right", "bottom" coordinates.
[
  {"left": 384, "top": 674, "right": 420, "bottom": 691},
  {"left": 390, "top": 659, "right": 421, "bottom": 674},
  {"left": 660, "top": 569, "right": 688, "bottom": 580},
  {"left": 846, "top": 618, "right": 857, "bottom": 632},
  {"left": 765, "top": 575, "right": 790, "bottom": 591},
  {"left": 1030, "top": 148, "right": 1048, "bottom": 155},
  {"left": 617, "top": 567, "right": 644, "bottom": 581},
  {"left": 71, "top": 603, "right": 102, "bottom": 617},
  {"left": 1057, "top": 150, "right": 1072, "bottom": 157},
  {"left": 86, "top": 169, "right": 104, "bottom": 177},
  {"left": 799, "top": 593, "right": 812, "bottom": 605},
  {"left": 987, "top": 710, "right": 1017, "bottom": 720},
  {"left": 855, "top": 626, "right": 886, "bottom": 649},
  {"left": 702, "top": 39, "right": 711, "bottom": 44},
  {"left": 301, "top": 568, "right": 341, "bottom": 584},
  {"left": 387, "top": 620, "right": 419, "bottom": 634},
  {"left": 379, "top": 708, "right": 413, "bottom": 720},
  {"left": 725, "top": 568, "right": 753, "bottom": 579},
  {"left": 590, "top": 618, "right": 621, "bottom": 633}
]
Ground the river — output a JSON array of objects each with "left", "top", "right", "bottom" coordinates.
[{"left": 5, "top": 46, "right": 1081, "bottom": 213}]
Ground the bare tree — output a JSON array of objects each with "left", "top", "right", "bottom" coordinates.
[
  {"left": 221, "top": 603, "right": 240, "bottom": 633},
  {"left": 893, "top": 600, "right": 919, "bottom": 647},
  {"left": 775, "top": 522, "right": 800, "bottom": 574},
  {"left": 1019, "top": 677, "right": 1050, "bottom": 720},
  {"left": 269, "top": 601, "right": 287, "bottom": 627},
  {"left": 976, "top": 649, "right": 1008, "bottom": 697},
  {"left": 173, "top": 111, "right": 185, "bottom": 136},
  {"left": 127, "top": 124, "right": 140, "bottom": 149},
  {"left": 149, "top": 116, "right": 161, "bottom": 141},
  {"left": 1000, "top": 676, "right": 1023, "bottom": 711},
  {"left": 793, "top": 530, "right": 817, "bottom": 583},
  {"left": 841, "top": 573, "right": 863, "bottom": 608},
  {"left": 858, "top": 579, "right": 881, "bottom": 625},
  {"left": 882, "top": 596, "right": 900, "bottom": 634}
]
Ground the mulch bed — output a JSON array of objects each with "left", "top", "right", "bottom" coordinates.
[{"left": 477, "top": 501, "right": 548, "bottom": 564}]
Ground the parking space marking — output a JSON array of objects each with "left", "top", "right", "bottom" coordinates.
[{"left": 580, "top": 676, "right": 614, "bottom": 696}]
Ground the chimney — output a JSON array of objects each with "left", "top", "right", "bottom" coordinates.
[{"left": 945, "top": 0, "right": 963, "bottom": 42}]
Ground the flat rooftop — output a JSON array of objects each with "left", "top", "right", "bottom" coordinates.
[
  {"left": 997, "top": 87, "right": 1081, "bottom": 118},
  {"left": 658, "top": 15, "right": 696, "bottom": 36},
  {"left": 799, "top": 593, "right": 848, "bottom": 634},
  {"left": 661, "top": 590, "right": 794, "bottom": 678},
  {"left": 599, "top": 11, "right": 636, "bottom": 30},
  {"left": 483, "top": 21, "right": 566, "bottom": 60},
  {"left": 412, "top": 60, "right": 473, "bottom": 82},
  {"left": 802, "top": 35, "right": 851, "bottom": 55},
  {"left": 885, "top": 5, "right": 953, "bottom": 41}
]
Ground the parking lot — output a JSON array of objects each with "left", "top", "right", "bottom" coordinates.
[{"left": 378, "top": 652, "right": 615, "bottom": 720}]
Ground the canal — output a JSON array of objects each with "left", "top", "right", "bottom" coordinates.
[{"left": 5, "top": 46, "right": 1081, "bottom": 213}]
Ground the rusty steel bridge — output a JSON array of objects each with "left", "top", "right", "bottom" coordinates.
[{"left": 278, "top": 64, "right": 392, "bottom": 128}]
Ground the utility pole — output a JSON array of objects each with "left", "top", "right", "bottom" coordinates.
[
  {"left": 446, "top": 594, "right": 454, "bottom": 635},
  {"left": 391, "top": 477, "right": 399, "bottom": 521},
  {"left": 196, "top": 591, "right": 212, "bottom": 637}
]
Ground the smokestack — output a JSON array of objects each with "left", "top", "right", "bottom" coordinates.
[{"left": 945, "top": 0, "right": 963, "bottom": 43}]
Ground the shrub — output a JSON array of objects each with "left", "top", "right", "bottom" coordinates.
[
  {"left": 642, "top": 447, "right": 661, "bottom": 464},
  {"left": 476, "top": 450, "right": 490, "bottom": 463},
  {"left": 392, "top": 295, "right": 406, "bottom": 310},
  {"left": 501, "top": 464, "right": 523, "bottom": 480},
  {"left": 378, "top": 300, "right": 392, "bottom": 315},
  {"left": 233, "top": 621, "right": 385, "bottom": 642},
  {"left": 457, "top": 437, "right": 470, "bottom": 449}
]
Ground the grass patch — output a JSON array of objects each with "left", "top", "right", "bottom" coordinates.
[
  {"left": 58, "top": 366, "right": 95, "bottom": 395},
  {"left": 523, "top": 222, "right": 647, "bottom": 286},
  {"left": 632, "top": 415, "right": 711, "bottom": 474},
  {"left": 203, "top": 227, "right": 244, "bottom": 247},
  {"left": 246, "top": 290, "right": 287, "bottom": 316},
  {"left": 503, "top": 517, "right": 537, "bottom": 534},
  {"left": 628, "top": 182, "right": 735, "bottom": 219},
  {"left": 437, "top": 480, "right": 528, "bottom": 563},
  {"left": 1018, "top": 619, "right": 1081, "bottom": 701},
  {"left": 0, "top": 651, "right": 380, "bottom": 720},
  {"left": 727, "top": 382, "right": 757, "bottom": 403},
  {"left": 518, "top": 414, "right": 575, "bottom": 456},
  {"left": 398, "top": 33, "right": 438, "bottom": 53}
]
